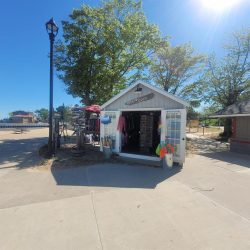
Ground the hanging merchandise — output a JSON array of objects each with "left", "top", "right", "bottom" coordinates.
[
  {"left": 155, "top": 144, "right": 161, "bottom": 156},
  {"left": 140, "top": 115, "right": 153, "bottom": 149},
  {"left": 158, "top": 117, "right": 162, "bottom": 134},
  {"left": 100, "top": 115, "right": 111, "bottom": 124},
  {"left": 95, "top": 119, "right": 100, "bottom": 133},
  {"left": 117, "top": 115, "right": 126, "bottom": 132}
]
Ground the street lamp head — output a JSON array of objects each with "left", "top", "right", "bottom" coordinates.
[{"left": 45, "top": 18, "right": 59, "bottom": 37}]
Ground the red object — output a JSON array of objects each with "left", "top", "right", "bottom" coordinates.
[
  {"left": 95, "top": 119, "right": 100, "bottom": 133},
  {"left": 166, "top": 144, "right": 175, "bottom": 154},
  {"left": 159, "top": 147, "right": 167, "bottom": 158},
  {"left": 117, "top": 116, "right": 126, "bottom": 132},
  {"left": 231, "top": 138, "right": 250, "bottom": 144},
  {"left": 84, "top": 105, "right": 101, "bottom": 113},
  {"left": 159, "top": 144, "right": 175, "bottom": 158}
]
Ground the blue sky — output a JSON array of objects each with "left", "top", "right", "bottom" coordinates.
[{"left": 0, "top": 0, "right": 249, "bottom": 119}]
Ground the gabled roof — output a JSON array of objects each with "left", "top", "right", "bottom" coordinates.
[
  {"left": 101, "top": 81, "right": 189, "bottom": 109},
  {"left": 12, "top": 115, "right": 33, "bottom": 118},
  {"left": 210, "top": 99, "right": 250, "bottom": 118},
  {"left": 12, "top": 111, "right": 33, "bottom": 116}
]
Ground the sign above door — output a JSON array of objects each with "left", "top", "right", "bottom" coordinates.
[{"left": 125, "top": 93, "right": 154, "bottom": 105}]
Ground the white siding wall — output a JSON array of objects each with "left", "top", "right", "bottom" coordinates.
[{"left": 103, "top": 86, "right": 184, "bottom": 111}]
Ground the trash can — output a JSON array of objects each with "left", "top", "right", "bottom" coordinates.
[{"left": 103, "top": 146, "right": 112, "bottom": 159}]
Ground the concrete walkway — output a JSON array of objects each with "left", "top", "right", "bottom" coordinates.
[
  {"left": 0, "top": 129, "right": 250, "bottom": 249},
  {"left": 0, "top": 160, "right": 250, "bottom": 250}
]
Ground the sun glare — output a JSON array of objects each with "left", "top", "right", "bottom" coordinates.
[{"left": 201, "top": 0, "right": 242, "bottom": 12}]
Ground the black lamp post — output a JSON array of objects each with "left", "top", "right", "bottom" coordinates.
[{"left": 45, "top": 18, "right": 58, "bottom": 156}]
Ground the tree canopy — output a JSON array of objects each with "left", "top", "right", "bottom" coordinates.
[
  {"left": 202, "top": 29, "right": 250, "bottom": 108},
  {"left": 150, "top": 42, "right": 205, "bottom": 107},
  {"left": 56, "top": 104, "right": 72, "bottom": 122},
  {"left": 35, "top": 108, "right": 49, "bottom": 122},
  {"left": 54, "top": 0, "right": 162, "bottom": 106},
  {"left": 200, "top": 29, "right": 250, "bottom": 136}
]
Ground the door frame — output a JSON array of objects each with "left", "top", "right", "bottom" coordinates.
[
  {"left": 119, "top": 109, "right": 161, "bottom": 156},
  {"left": 161, "top": 109, "right": 186, "bottom": 164},
  {"left": 101, "top": 108, "right": 186, "bottom": 164}
]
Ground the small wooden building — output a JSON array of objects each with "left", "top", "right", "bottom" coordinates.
[
  {"left": 211, "top": 100, "right": 250, "bottom": 154},
  {"left": 100, "top": 81, "right": 189, "bottom": 165}
]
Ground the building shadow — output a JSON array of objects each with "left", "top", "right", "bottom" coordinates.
[
  {"left": 187, "top": 135, "right": 250, "bottom": 169},
  {"left": 51, "top": 162, "right": 181, "bottom": 189},
  {"left": 200, "top": 151, "right": 250, "bottom": 169},
  {"left": 0, "top": 137, "right": 47, "bottom": 170},
  {"left": 187, "top": 136, "right": 229, "bottom": 154}
]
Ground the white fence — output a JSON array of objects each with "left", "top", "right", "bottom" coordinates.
[{"left": 0, "top": 123, "right": 49, "bottom": 128}]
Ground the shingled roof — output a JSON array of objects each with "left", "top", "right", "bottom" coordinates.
[{"left": 210, "top": 99, "right": 250, "bottom": 118}]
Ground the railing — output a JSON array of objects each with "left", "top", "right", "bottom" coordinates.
[{"left": 0, "top": 123, "right": 49, "bottom": 128}]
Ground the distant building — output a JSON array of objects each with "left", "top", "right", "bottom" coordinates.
[
  {"left": 211, "top": 99, "right": 250, "bottom": 154},
  {"left": 10, "top": 111, "right": 35, "bottom": 124}
]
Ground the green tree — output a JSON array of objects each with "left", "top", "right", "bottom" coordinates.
[
  {"left": 200, "top": 106, "right": 221, "bottom": 126},
  {"left": 54, "top": 0, "right": 162, "bottom": 106},
  {"left": 187, "top": 107, "right": 200, "bottom": 120},
  {"left": 35, "top": 108, "right": 49, "bottom": 122},
  {"left": 150, "top": 42, "right": 205, "bottom": 105},
  {"left": 202, "top": 29, "right": 250, "bottom": 136},
  {"left": 56, "top": 104, "right": 72, "bottom": 122}
]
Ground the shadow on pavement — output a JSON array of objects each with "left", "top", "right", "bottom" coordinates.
[
  {"left": 187, "top": 136, "right": 229, "bottom": 154},
  {"left": 51, "top": 163, "right": 181, "bottom": 189},
  {"left": 0, "top": 137, "right": 47, "bottom": 170},
  {"left": 200, "top": 151, "right": 250, "bottom": 169},
  {"left": 187, "top": 134, "right": 250, "bottom": 169}
]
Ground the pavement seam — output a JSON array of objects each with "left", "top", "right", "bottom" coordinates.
[
  {"left": 86, "top": 166, "right": 104, "bottom": 250},
  {"left": 90, "top": 191, "right": 104, "bottom": 250}
]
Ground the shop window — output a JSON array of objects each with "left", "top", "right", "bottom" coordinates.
[{"left": 166, "top": 111, "right": 181, "bottom": 157}]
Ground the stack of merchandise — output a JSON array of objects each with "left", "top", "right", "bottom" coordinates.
[{"left": 140, "top": 115, "right": 153, "bottom": 152}]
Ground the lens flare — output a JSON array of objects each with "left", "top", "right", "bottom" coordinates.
[{"left": 201, "top": 0, "right": 242, "bottom": 12}]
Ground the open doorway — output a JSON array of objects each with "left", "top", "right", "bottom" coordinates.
[{"left": 121, "top": 111, "right": 161, "bottom": 156}]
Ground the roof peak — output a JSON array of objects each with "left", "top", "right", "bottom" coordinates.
[{"left": 101, "top": 80, "right": 189, "bottom": 110}]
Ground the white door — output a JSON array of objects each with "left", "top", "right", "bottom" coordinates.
[
  {"left": 100, "top": 111, "right": 121, "bottom": 153},
  {"left": 161, "top": 109, "right": 186, "bottom": 164}
]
